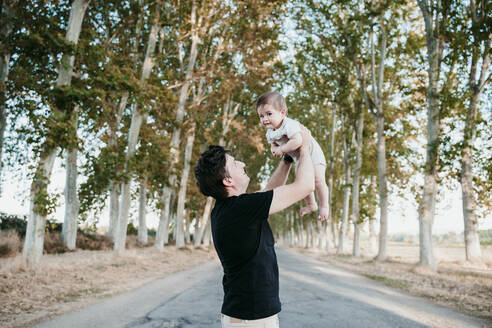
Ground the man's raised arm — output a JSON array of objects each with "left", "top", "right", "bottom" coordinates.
[
  {"left": 269, "top": 131, "right": 314, "bottom": 215},
  {"left": 262, "top": 156, "right": 292, "bottom": 192}
]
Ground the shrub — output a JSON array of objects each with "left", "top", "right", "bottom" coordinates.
[
  {"left": 0, "top": 230, "right": 22, "bottom": 258},
  {"left": 76, "top": 229, "right": 113, "bottom": 251},
  {"left": 44, "top": 232, "right": 70, "bottom": 254},
  {"left": 0, "top": 212, "right": 27, "bottom": 236}
]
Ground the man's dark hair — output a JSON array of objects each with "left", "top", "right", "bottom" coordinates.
[{"left": 194, "top": 145, "right": 231, "bottom": 200}]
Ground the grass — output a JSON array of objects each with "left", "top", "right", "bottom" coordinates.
[
  {"left": 363, "top": 274, "right": 411, "bottom": 290},
  {"left": 0, "top": 230, "right": 22, "bottom": 258}
]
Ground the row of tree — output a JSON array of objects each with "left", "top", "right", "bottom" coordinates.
[
  {"left": 0, "top": 0, "right": 490, "bottom": 269},
  {"left": 268, "top": 0, "right": 490, "bottom": 268}
]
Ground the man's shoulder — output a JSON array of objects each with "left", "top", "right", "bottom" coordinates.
[{"left": 221, "top": 191, "right": 273, "bottom": 210}]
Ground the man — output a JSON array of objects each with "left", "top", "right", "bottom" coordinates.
[{"left": 194, "top": 130, "right": 314, "bottom": 328}]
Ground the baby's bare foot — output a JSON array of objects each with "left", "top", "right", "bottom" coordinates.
[
  {"left": 300, "top": 203, "right": 318, "bottom": 217},
  {"left": 318, "top": 207, "right": 328, "bottom": 221}
]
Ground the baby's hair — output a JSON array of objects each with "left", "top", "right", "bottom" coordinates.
[{"left": 256, "top": 91, "right": 287, "bottom": 114}]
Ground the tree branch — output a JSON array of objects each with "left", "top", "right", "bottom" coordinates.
[
  {"left": 478, "top": 34, "right": 491, "bottom": 92},
  {"left": 377, "top": 17, "right": 387, "bottom": 103},
  {"left": 370, "top": 30, "right": 378, "bottom": 108}
]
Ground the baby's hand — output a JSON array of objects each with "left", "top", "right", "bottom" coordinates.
[{"left": 271, "top": 145, "right": 283, "bottom": 158}]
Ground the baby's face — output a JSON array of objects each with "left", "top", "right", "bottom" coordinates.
[{"left": 257, "top": 104, "right": 286, "bottom": 130}]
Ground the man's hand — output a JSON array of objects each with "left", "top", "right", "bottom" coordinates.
[{"left": 271, "top": 144, "right": 283, "bottom": 158}]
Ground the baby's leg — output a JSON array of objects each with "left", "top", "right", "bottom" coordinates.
[
  {"left": 300, "top": 192, "right": 318, "bottom": 217},
  {"left": 296, "top": 161, "right": 317, "bottom": 217},
  {"left": 315, "top": 164, "right": 329, "bottom": 221}
]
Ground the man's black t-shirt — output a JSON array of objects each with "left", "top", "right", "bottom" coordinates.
[{"left": 211, "top": 190, "right": 280, "bottom": 320}]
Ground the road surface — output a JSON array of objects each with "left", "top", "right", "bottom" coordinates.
[{"left": 33, "top": 248, "right": 490, "bottom": 328}]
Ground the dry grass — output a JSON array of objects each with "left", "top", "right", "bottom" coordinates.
[
  {"left": 291, "top": 243, "right": 492, "bottom": 322},
  {"left": 0, "top": 230, "right": 22, "bottom": 258},
  {"left": 0, "top": 245, "right": 217, "bottom": 328}
]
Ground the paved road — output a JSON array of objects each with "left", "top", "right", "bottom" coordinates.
[{"left": 34, "top": 248, "right": 490, "bottom": 328}]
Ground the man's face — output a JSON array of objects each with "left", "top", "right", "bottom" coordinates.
[
  {"left": 258, "top": 104, "right": 286, "bottom": 130},
  {"left": 224, "top": 154, "right": 250, "bottom": 194}
]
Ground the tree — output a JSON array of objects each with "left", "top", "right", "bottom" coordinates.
[
  {"left": 416, "top": 0, "right": 451, "bottom": 269},
  {"left": 459, "top": 0, "right": 490, "bottom": 262},
  {"left": 114, "top": 1, "right": 161, "bottom": 255},
  {"left": 0, "top": 0, "right": 18, "bottom": 196},
  {"left": 23, "top": 0, "right": 90, "bottom": 266}
]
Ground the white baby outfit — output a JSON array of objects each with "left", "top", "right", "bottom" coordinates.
[{"left": 266, "top": 117, "right": 326, "bottom": 166}]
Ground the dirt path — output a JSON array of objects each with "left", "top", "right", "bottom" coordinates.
[{"left": 31, "top": 247, "right": 490, "bottom": 328}]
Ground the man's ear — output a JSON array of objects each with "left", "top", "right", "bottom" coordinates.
[{"left": 223, "top": 176, "right": 233, "bottom": 187}]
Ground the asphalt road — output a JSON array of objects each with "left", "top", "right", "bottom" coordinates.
[{"left": 33, "top": 248, "right": 490, "bottom": 328}]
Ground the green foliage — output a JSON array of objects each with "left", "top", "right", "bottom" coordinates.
[
  {"left": 479, "top": 230, "right": 492, "bottom": 245},
  {"left": 0, "top": 212, "right": 28, "bottom": 236}
]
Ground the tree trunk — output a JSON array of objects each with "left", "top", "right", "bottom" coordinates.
[
  {"left": 114, "top": 4, "right": 160, "bottom": 254},
  {"left": 460, "top": 39, "right": 490, "bottom": 261},
  {"left": 175, "top": 122, "right": 196, "bottom": 249},
  {"left": 327, "top": 109, "right": 336, "bottom": 250},
  {"left": 23, "top": 150, "right": 57, "bottom": 266},
  {"left": 108, "top": 182, "right": 120, "bottom": 240},
  {"left": 62, "top": 111, "right": 79, "bottom": 250},
  {"left": 368, "top": 23, "right": 389, "bottom": 262},
  {"left": 203, "top": 219, "right": 211, "bottom": 247},
  {"left": 194, "top": 196, "right": 214, "bottom": 247},
  {"left": 158, "top": 1, "right": 200, "bottom": 246},
  {"left": 184, "top": 213, "right": 191, "bottom": 244},
  {"left": 375, "top": 113, "right": 388, "bottom": 260},
  {"left": 417, "top": 0, "right": 446, "bottom": 269},
  {"left": 137, "top": 178, "right": 148, "bottom": 244},
  {"left": 24, "top": 0, "right": 89, "bottom": 267},
  {"left": 369, "top": 218, "right": 377, "bottom": 253},
  {"left": 352, "top": 113, "right": 364, "bottom": 257},
  {"left": 0, "top": 0, "right": 17, "bottom": 196},
  {"left": 337, "top": 132, "right": 352, "bottom": 254},
  {"left": 459, "top": 6, "right": 490, "bottom": 262},
  {"left": 107, "top": 93, "right": 128, "bottom": 240}
]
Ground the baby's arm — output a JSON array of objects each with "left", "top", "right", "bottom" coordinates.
[{"left": 279, "top": 132, "right": 302, "bottom": 154}]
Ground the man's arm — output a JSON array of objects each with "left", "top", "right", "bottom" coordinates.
[
  {"left": 262, "top": 158, "right": 292, "bottom": 191},
  {"left": 269, "top": 131, "right": 315, "bottom": 215}
]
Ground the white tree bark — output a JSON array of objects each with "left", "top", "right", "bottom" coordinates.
[
  {"left": 337, "top": 131, "right": 352, "bottom": 254},
  {"left": 107, "top": 93, "right": 128, "bottom": 240},
  {"left": 23, "top": 0, "right": 89, "bottom": 267},
  {"left": 23, "top": 150, "right": 57, "bottom": 266},
  {"left": 326, "top": 109, "right": 336, "bottom": 250},
  {"left": 416, "top": 0, "right": 447, "bottom": 269},
  {"left": 369, "top": 218, "right": 378, "bottom": 253},
  {"left": 194, "top": 196, "right": 214, "bottom": 247},
  {"left": 352, "top": 112, "right": 364, "bottom": 257},
  {"left": 368, "top": 25, "right": 389, "bottom": 261},
  {"left": 203, "top": 219, "right": 212, "bottom": 247},
  {"left": 0, "top": 0, "right": 17, "bottom": 196},
  {"left": 460, "top": 12, "right": 490, "bottom": 261},
  {"left": 114, "top": 4, "right": 160, "bottom": 254},
  {"left": 175, "top": 122, "right": 196, "bottom": 249},
  {"left": 62, "top": 109, "right": 79, "bottom": 250},
  {"left": 107, "top": 0, "right": 141, "bottom": 240},
  {"left": 156, "top": 1, "right": 200, "bottom": 250},
  {"left": 137, "top": 178, "right": 148, "bottom": 244},
  {"left": 184, "top": 213, "right": 191, "bottom": 244}
]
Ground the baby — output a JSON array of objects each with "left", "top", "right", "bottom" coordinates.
[{"left": 256, "top": 91, "right": 329, "bottom": 220}]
